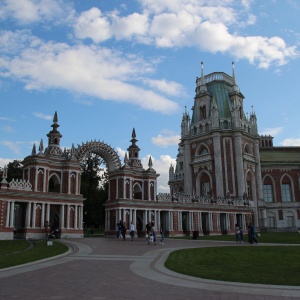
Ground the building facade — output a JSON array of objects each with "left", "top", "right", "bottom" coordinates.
[
  {"left": 1, "top": 65, "right": 299, "bottom": 240},
  {"left": 0, "top": 112, "right": 85, "bottom": 240}
]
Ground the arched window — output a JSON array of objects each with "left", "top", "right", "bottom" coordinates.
[
  {"left": 193, "top": 127, "right": 197, "bottom": 135},
  {"left": 223, "top": 120, "right": 228, "bottom": 129},
  {"left": 133, "top": 183, "right": 142, "bottom": 199},
  {"left": 200, "top": 106, "right": 206, "bottom": 120},
  {"left": 49, "top": 174, "right": 60, "bottom": 193},
  {"left": 282, "top": 183, "right": 292, "bottom": 202}
]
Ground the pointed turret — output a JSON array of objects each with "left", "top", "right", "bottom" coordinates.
[
  {"left": 169, "top": 163, "right": 175, "bottom": 181},
  {"left": 181, "top": 106, "right": 190, "bottom": 137},
  {"left": 148, "top": 156, "right": 153, "bottom": 169},
  {"left": 45, "top": 111, "right": 63, "bottom": 156},
  {"left": 32, "top": 143, "right": 36, "bottom": 155},
  {"left": 38, "top": 139, "right": 44, "bottom": 154},
  {"left": 127, "top": 128, "right": 142, "bottom": 168}
]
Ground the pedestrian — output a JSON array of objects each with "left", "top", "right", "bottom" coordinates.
[
  {"left": 151, "top": 222, "right": 157, "bottom": 245},
  {"left": 235, "top": 223, "right": 241, "bottom": 243},
  {"left": 240, "top": 227, "right": 246, "bottom": 243},
  {"left": 121, "top": 222, "right": 127, "bottom": 241},
  {"left": 130, "top": 221, "right": 135, "bottom": 241},
  {"left": 146, "top": 221, "right": 151, "bottom": 235},
  {"left": 44, "top": 220, "right": 50, "bottom": 239},
  {"left": 249, "top": 223, "right": 258, "bottom": 244},
  {"left": 116, "top": 222, "right": 120, "bottom": 238},
  {"left": 160, "top": 226, "right": 165, "bottom": 245}
]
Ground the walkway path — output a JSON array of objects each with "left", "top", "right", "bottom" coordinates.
[{"left": 0, "top": 238, "right": 299, "bottom": 299}]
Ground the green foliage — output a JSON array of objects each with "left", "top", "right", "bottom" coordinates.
[
  {"left": 165, "top": 246, "right": 300, "bottom": 286},
  {"left": 0, "top": 240, "right": 68, "bottom": 269},
  {"left": 0, "top": 159, "right": 23, "bottom": 182},
  {"left": 80, "top": 153, "right": 108, "bottom": 228}
]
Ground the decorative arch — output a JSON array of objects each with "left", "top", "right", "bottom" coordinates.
[
  {"left": 76, "top": 141, "right": 121, "bottom": 171},
  {"left": 245, "top": 169, "right": 256, "bottom": 200},
  {"left": 49, "top": 173, "right": 61, "bottom": 193},
  {"left": 284, "top": 210, "right": 296, "bottom": 227},
  {"left": 244, "top": 143, "right": 253, "bottom": 155},
  {"left": 195, "top": 143, "right": 210, "bottom": 156},
  {"left": 133, "top": 182, "right": 142, "bottom": 199},
  {"left": 196, "top": 170, "right": 213, "bottom": 197}
]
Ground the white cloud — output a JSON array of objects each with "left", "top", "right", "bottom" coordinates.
[
  {"left": 73, "top": 7, "right": 112, "bottom": 43},
  {"left": 260, "top": 127, "right": 283, "bottom": 136},
  {"left": 0, "top": 116, "right": 16, "bottom": 122},
  {"left": 0, "top": 31, "right": 179, "bottom": 114},
  {"left": 142, "top": 154, "right": 174, "bottom": 193},
  {"left": 152, "top": 132, "right": 180, "bottom": 147},
  {"left": 117, "top": 147, "right": 126, "bottom": 160},
  {"left": 0, "top": 0, "right": 74, "bottom": 24},
  {"left": 33, "top": 112, "right": 52, "bottom": 120},
  {"left": 1, "top": 126, "right": 14, "bottom": 133},
  {"left": 0, "top": 141, "right": 22, "bottom": 155},
  {"left": 280, "top": 138, "right": 300, "bottom": 146},
  {"left": 0, "top": 158, "right": 15, "bottom": 168},
  {"left": 142, "top": 78, "right": 186, "bottom": 96},
  {"left": 71, "top": 1, "right": 298, "bottom": 68}
]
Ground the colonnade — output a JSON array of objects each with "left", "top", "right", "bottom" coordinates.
[
  {"left": 5, "top": 200, "right": 84, "bottom": 230},
  {"left": 105, "top": 207, "right": 250, "bottom": 234}
]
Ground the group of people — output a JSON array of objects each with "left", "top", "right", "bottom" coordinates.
[
  {"left": 116, "top": 221, "right": 135, "bottom": 241},
  {"left": 145, "top": 221, "right": 165, "bottom": 245},
  {"left": 235, "top": 223, "right": 258, "bottom": 244},
  {"left": 116, "top": 220, "right": 165, "bottom": 245}
]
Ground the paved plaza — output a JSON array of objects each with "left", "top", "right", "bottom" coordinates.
[{"left": 0, "top": 237, "right": 300, "bottom": 299}]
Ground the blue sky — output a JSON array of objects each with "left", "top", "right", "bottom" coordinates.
[{"left": 0, "top": 0, "right": 300, "bottom": 192}]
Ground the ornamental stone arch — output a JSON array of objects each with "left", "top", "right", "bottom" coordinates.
[
  {"left": 196, "top": 170, "right": 213, "bottom": 197},
  {"left": 262, "top": 174, "right": 277, "bottom": 202},
  {"left": 76, "top": 141, "right": 121, "bottom": 171}
]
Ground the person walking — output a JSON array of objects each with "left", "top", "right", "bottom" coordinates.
[
  {"left": 240, "top": 227, "right": 246, "bottom": 243},
  {"left": 160, "top": 226, "right": 165, "bottom": 245},
  {"left": 235, "top": 223, "right": 241, "bottom": 243},
  {"left": 129, "top": 221, "right": 135, "bottom": 241},
  {"left": 151, "top": 222, "right": 157, "bottom": 245},
  {"left": 121, "top": 222, "right": 127, "bottom": 241},
  {"left": 249, "top": 223, "right": 258, "bottom": 244}
]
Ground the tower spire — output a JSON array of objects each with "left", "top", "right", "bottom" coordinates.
[
  {"left": 46, "top": 111, "right": 63, "bottom": 156},
  {"left": 232, "top": 62, "right": 239, "bottom": 92},
  {"left": 200, "top": 61, "right": 207, "bottom": 92},
  {"left": 127, "top": 128, "right": 142, "bottom": 168}
]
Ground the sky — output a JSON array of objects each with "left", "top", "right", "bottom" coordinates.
[{"left": 0, "top": 0, "right": 300, "bottom": 193}]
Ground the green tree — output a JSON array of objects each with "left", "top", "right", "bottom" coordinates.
[
  {"left": 80, "top": 153, "right": 108, "bottom": 228},
  {"left": 0, "top": 160, "right": 23, "bottom": 182}
]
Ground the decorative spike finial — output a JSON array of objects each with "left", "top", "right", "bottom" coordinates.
[
  {"left": 148, "top": 156, "right": 153, "bottom": 168},
  {"left": 32, "top": 143, "right": 36, "bottom": 155},
  {"left": 39, "top": 139, "right": 44, "bottom": 153},
  {"left": 200, "top": 61, "right": 207, "bottom": 92},
  {"left": 132, "top": 128, "right": 136, "bottom": 139},
  {"left": 53, "top": 111, "right": 58, "bottom": 123}
]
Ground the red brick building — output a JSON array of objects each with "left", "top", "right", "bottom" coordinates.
[{"left": 0, "top": 112, "right": 84, "bottom": 240}]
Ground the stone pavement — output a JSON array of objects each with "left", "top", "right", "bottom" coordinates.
[{"left": 0, "top": 237, "right": 300, "bottom": 300}]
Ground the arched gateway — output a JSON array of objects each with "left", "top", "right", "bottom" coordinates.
[{"left": 76, "top": 141, "right": 121, "bottom": 171}]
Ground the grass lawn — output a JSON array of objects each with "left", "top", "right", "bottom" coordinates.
[
  {"left": 165, "top": 245, "right": 300, "bottom": 286},
  {"left": 176, "top": 231, "right": 300, "bottom": 244},
  {"left": 0, "top": 240, "right": 69, "bottom": 269}
]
